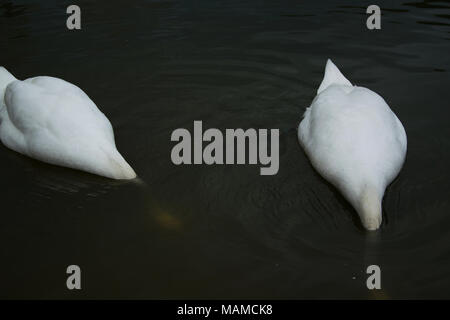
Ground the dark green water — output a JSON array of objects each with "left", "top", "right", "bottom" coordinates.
[{"left": 0, "top": 0, "right": 449, "bottom": 299}]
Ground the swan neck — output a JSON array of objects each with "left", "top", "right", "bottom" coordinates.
[{"left": 357, "top": 186, "right": 383, "bottom": 231}]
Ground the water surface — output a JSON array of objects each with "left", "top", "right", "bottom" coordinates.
[{"left": 0, "top": 0, "right": 450, "bottom": 299}]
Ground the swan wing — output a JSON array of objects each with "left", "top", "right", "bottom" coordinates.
[
  {"left": 3, "top": 77, "right": 115, "bottom": 163},
  {"left": 4, "top": 77, "right": 114, "bottom": 145}
]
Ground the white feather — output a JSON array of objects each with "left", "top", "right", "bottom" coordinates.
[
  {"left": 0, "top": 67, "right": 136, "bottom": 180},
  {"left": 298, "top": 59, "right": 407, "bottom": 230}
]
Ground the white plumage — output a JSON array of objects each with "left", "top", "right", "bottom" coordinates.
[
  {"left": 298, "top": 59, "right": 407, "bottom": 230},
  {"left": 0, "top": 67, "right": 136, "bottom": 180}
]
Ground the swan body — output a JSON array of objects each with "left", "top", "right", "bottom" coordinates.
[
  {"left": 0, "top": 67, "right": 136, "bottom": 179},
  {"left": 298, "top": 60, "right": 407, "bottom": 230}
]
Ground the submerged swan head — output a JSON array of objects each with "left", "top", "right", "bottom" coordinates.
[{"left": 299, "top": 59, "right": 407, "bottom": 231}]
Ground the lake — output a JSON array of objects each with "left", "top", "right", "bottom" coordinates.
[{"left": 0, "top": 0, "right": 449, "bottom": 299}]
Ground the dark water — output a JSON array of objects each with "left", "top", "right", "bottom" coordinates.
[{"left": 0, "top": 0, "right": 449, "bottom": 299}]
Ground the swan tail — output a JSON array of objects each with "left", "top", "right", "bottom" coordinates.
[
  {"left": 317, "top": 59, "right": 352, "bottom": 94},
  {"left": 0, "top": 67, "right": 17, "bottom": 100}
]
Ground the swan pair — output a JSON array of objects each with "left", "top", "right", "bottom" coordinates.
[{"left": 0, "top": 60, "right": 407, "bottom": 230}]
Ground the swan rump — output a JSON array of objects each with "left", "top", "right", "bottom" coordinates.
[
  {"left": 0, "top": 67, "right": 136, "bottom": 180},
  {"left": 298, "top": 59, "right": 407, "bottom": 230}
]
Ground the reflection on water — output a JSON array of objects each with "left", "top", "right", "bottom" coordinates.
[{"left": 0, "top": 0, "right": 450, "bottom": 299}]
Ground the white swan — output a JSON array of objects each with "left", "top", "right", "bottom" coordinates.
[
  {"left": 0, "top": 67, "right": 136, "bottom": 180},
  {"left": 298, "top": 59, "right": 407, "bottom": 230}
]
